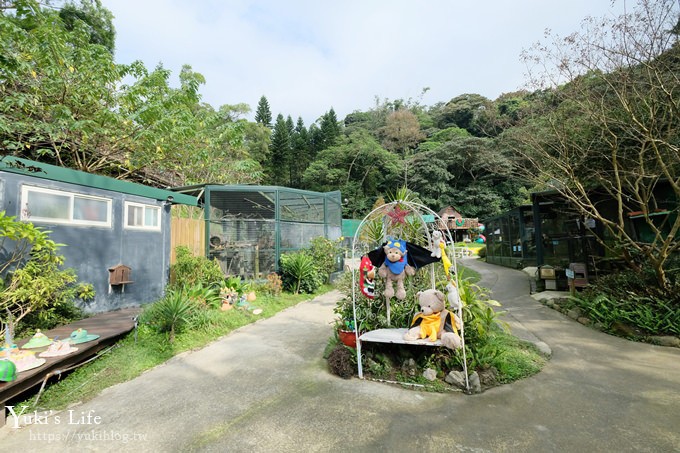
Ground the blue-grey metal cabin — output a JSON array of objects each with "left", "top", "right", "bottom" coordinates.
[{"left": 0, "top": 157, "right": 197, "bottom": 313}]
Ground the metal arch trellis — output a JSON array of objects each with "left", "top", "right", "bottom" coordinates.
[{"left": 350, "top": 200, "right": 469, "bottom": 390}]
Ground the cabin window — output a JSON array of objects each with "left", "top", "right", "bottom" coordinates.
[
  {"left": 124, "top": 202, "right": 160, "bottom": 231},
  {"left": 21, "top": 185, "right": 112, "bottom": 227}
]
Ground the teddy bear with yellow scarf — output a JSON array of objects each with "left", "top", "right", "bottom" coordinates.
[{"left": 403, "top": 288, "right": 462, "bottom": 349}]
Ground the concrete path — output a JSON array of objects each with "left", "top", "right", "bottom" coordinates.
[{"left": 1, "top": 260, "right": 679, "bottom": 452}]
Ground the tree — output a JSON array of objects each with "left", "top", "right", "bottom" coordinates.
[
  {"left": 254, "top": 95, "right": 272, "bottom": 128},
  {"left": 409, "top": 136, "right": 527, "bottom": 218},
  {"left": 0, "top": 2, "right": 260, "bottom": 187},
  {"left": 59, "top": 0, "right": 115, "bottom": 53},
  {"left": 290, "top": 116, "right": 310, "bottom": 188},
  {"left": 302, "top": 131, "right": 401, "bottom": 218},
  {"left": 432, "top": 93, "right": 493, "bottom": 136},
  {"left": 318, "top": 107, "right": 341, "bottom": 149},
  {"left": 0, "top": 211, "right": 88, "bottom": 332},
  {"left": 379, "top": 109, "right": 425, "bottom": 155},
  {"left": 269, "top": 113, "right": 291, "bottom": 185},
  {"left": 511, "top": 0, "right": 679, "bottom": 291}
]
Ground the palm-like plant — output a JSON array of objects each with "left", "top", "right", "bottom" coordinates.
[
  {"left": 280, "top": 252, "right": 319, "bottom": 294},
  {"left": 151, "top": 289, "right": 197, "bottom": 342}
]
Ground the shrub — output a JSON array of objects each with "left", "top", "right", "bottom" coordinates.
[
  {"left": 169, "top": 246, "right": 224, "bottom": 290},
  {"left": 265, "top": 272, "right": 283, "bottom": 296},
  {"left": 141, "top": 289, "right": 200, "bottom": 342},
  {"left": 573, "top": 259, "right": 680, "bottom": 336},
  {"left": 307, "top": 237, "right": 344, "bottom": 283},
  {"left": 327, "top": 344, "right": 356, "bottom": 379},
  {"left": 280, "top": 251, "right": 322, "bottom": 294},
  {"left": 1, "top": 212, "right": 90, "bottom": 336}
]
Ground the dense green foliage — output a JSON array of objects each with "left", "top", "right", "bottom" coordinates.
[
  {"left": 1, "top": 0, "right": 262, "bottom": 185},
  {"left": 169, "top": 246, "right": 225, "bottom": 290},
  {"left": 0, "top": 211, "right": 89, "bottom": 337},
  {"left": 279, "top": 251, "right": 323, "bottom": 294},
  {"left": 567, "top": 255, "right": 680, "bottom": 336}
]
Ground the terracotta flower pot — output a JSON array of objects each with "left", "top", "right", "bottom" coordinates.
[{"left": 338, "top": 329, "right": 357, "bottom": 348}]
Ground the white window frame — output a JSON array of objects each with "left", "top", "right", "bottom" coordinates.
[
  {"left": 124, "top": 201, "right": 161, "bottom": 231},
  {"left": 20, "top": 185, "right": 112, "bottom": 227}
]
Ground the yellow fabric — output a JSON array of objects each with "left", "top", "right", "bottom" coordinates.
[
  {"left": 440, "top": 242, "right": 452, "bottom": 276},
  {"left": 419, "top": 314, "right": 441, "bottom": 341}
]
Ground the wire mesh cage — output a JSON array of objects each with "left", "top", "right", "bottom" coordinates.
[{"left": 202, "top": 185, "right": 341, "bottom": 279}]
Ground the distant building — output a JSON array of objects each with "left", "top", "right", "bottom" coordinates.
[{"left": 437, "top": 206, "right": 479, "bottom": 241}]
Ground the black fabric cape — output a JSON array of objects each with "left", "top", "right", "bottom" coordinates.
[{"left": 367, "top": 241, "right": 440, "bottom": 271}]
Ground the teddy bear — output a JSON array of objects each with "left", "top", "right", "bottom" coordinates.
[
  {"left": 430, "top": 230, "right": 445, "bottom": 258},
  {"left": 403, "top": 288, "right": 462, "bottom": 349},
  {"left": 377, "top": 239, "right": 415, "bottom": 300}
]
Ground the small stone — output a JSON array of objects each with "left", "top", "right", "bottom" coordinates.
[
  {"left": 423, "top": 368, "right": 437, "bottom": 381},
  {"left": 577, "top": 317, "right": 591, "bottom": 326},
  {"left": 647, "top": 336, "right": 680, "bottom": 348},
  {"left": 534, "top": 341, "right": 552, "bottom": 357},
  {"left": 445, "top": 370, "right": 466, "bottom": 389},
  {"left": 546, "top": 300, "right": 555, "bottom": 309},
  {"left": 567, "top": 308, "right": 582, "bottom": 320},
  {"left": 468, "top": 371, "right": 482, "bottom": 394},
  {"left": 402, "top": 358, "right": 418, "bottom": 377}
]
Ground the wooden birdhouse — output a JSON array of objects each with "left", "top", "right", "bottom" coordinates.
[{"left": 108, "top": 264, "right": 133, "bottom": 293}]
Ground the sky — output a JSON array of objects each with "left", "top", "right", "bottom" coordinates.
[{"left": 105, "top": 0, "right": 626, "bottom": 125}]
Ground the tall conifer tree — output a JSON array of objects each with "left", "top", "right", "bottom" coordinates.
[
  {"left": 269, "top": 113, "right": 291, "bottom": 185},
  {"left": 255, "top": 95, "right": 272, "bottom": 128}
]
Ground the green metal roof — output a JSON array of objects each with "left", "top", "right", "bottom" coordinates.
[{"left": 0, "top": 157, "right": 198, "bottom": 206}]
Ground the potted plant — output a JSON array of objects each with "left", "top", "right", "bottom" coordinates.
[{"left": 337, "top": 319, "right": 357, "bottom": 348}]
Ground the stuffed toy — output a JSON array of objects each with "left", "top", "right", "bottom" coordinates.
[
  {"left": 430, "top": 230, "right": 445, "bottom": 258},
  {"left": 403, "top": 289, "right": 462, "bottom": 349},
  {"left": 359, "top": 255, "right": 376, "bottom": 299},
  {"left": 367, "top": 239, "right": 439, "bottom": 301},
  {"left": 446, "top": 281, "right": 462, "bottom": 311},
  {"left": 440, "top": 241, "right": 452, "bottom": 278},
  {"left": 377, "top": 239, "right": 416, "bottom": 300}
]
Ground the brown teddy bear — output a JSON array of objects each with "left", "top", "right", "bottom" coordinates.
[
  {"left": 377, "top": 239, "right": 415, "bottom": 300},
  {"left": 403, "top": 289, "right": 462, "bottom": 349}
]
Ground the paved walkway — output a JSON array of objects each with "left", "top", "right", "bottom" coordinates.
[{"left": 1, "top": 259, "right": 679, "bottom": 452}]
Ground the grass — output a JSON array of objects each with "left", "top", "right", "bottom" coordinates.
[
  {"left": 485, "top": 330, "right": 547, "bottom": 384},
  {"left": 457, "top": 264, "right": 481, "bottom": 283},
  {"left": 14, "top": 285, "right": 334, "bottom": 413}
]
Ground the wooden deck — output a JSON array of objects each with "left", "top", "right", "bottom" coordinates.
[{"left": 0, "top": 307, "right": 140, "bottom": 425}]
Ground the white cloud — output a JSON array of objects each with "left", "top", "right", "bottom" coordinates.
[{"left": 106, "top": 0, "right": 625, "bottom": 125}]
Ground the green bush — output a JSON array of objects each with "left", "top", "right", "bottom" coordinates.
[
  {"left": 1, "top": 211, "right": 90, "bottom": 337},
  {"left": 141, "top": 289, "right": 200, "bottom": 342},
  {"left": 280, "top": 251, "right": 323, "bottom": 294},
  {"left": 169, "top": 246, "right": 224, "bottom": 290},
  {"left": 573, "top": 259, "right": 680, "bottom": 336},
  {"left": 307, "top": 237, "right": 344, "bottom": 283}
]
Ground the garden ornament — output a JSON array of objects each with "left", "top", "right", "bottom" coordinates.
[
  {"left": 22, "top": 330, "right": 53, "bottom": 349},
  {"left": 0, "top": 359, "right": 17, "bottom": 382},
  {"left": 359, "top": 255, "right": 376, "bottom": 299},
  {"left": 367, "top": 239, "right": 439, "bottom": 301},
  {"left": 403, "top": 289, "right": 462, "bottom": 349},
  {"left": 69, "top": 329, "right": 100, "bottom": 345},
  {"left": 430, "top": 230, "right": 445, "bottom": 259}
]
